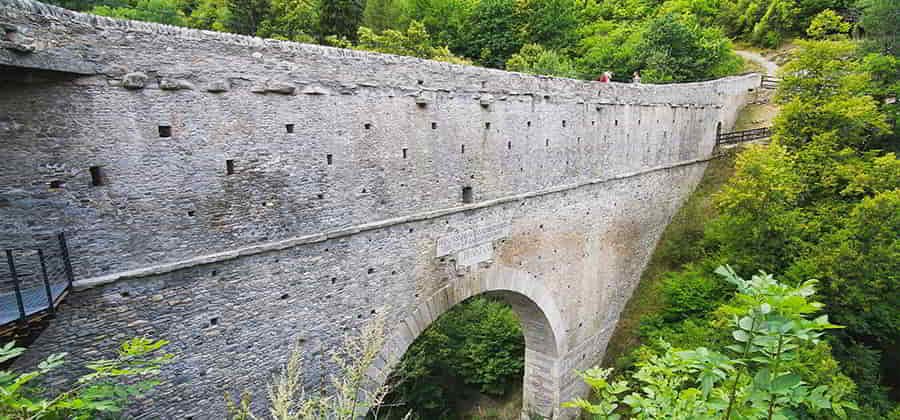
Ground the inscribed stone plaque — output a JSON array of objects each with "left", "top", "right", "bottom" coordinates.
[
  {"left": 456, "top": 242, "right": 494, "bottom": 268},
  {"left": 435, "top": 222, "right": 510, "bottom": 256}
]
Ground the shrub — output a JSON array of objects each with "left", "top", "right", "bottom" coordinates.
[
  {"left": 565, "top": 266, "right": 859, "bottom": 420},
  {"left": 807, "top": 9, "right": 851, "bottom": 40},
  {"left": 661, "top": 266, "right": 732, "bottom": 321},
  {"left": 0, "top": 338, "right": 172, "bottom": 419}
]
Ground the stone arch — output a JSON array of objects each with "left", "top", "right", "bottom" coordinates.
[{"left": 367, "top": 265, "right": 567, "bottom": 418}]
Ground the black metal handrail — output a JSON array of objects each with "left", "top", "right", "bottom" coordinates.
[
  {"left": 717, "top": 127, "right": 773, "bottom": 145},
  {"left": 1, "top": 232, "right": 74, "bottom": 329}
]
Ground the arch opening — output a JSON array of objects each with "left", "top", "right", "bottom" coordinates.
[
  {"left": 377, "top": 295, "right": 526, "bottom": 418},
  {"left": 366, "top": 271, "right": 567, "bottom": 419}
]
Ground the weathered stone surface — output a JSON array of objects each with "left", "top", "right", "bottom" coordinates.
[
  {"left": 205, "top": 79, "right": 230, "bottom": 92},
  {"left": 265, "top": 80, "right": 296, "bottom": 94},
  {"left": 300, "top": 84, "right": 329, "bottom": 95},
  {"left": 0, "top": 39, "right": 33, "bottom": 52},
  {"left": 0, "top": 24, "right": 33, "bottom": 52},
  {"left": 159, "top": 78, "right": 194, "bottom": 90},
  {"left": 0, "top": 0, "right": 759, "bottom": 418},
  {"left": 103, "top": 65, "right": 128, "bottom": 77},
  {"left": 121, "top": 71, "right": 147, "bottom": 89},
  {"left": 249, "top": 83, "right": 267, "bottom": 93}
]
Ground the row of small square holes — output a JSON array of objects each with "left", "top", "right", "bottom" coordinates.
[
  {"left": 89, "top": 162, "right": 475, "bottom": 203},
  {"left": 84, "top": 115, "right": 671, "bottom": 189},
  {"left": 278, "top": 120, "right": 583, "bottom": 133},
  {"left": 83, "top": 117, "right": 628, "bottom": 187},
  {"left": 161, "top": 117, "right": 612, "bottom": 144}
]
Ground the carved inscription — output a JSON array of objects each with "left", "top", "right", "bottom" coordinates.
[
  {"left": 435, "top": 222, "right": 510, "bottom": 256},
  {"left": 456, "top": 242, "right": 494, "bottom": 268}
]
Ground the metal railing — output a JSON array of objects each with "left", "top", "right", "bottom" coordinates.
[
  {"left": 1, "top": 232, "right": 74, "bottom": 330},
  {"left": 717, "top": 127, "right": 773, "bottom": 145}
]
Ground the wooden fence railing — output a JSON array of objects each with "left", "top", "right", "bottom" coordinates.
[
  {"left": 717, "top": 126, "right": 773, "bottom": 145},
  {"left": 761, "top": 75, "right": 780, "bottom": 90}
]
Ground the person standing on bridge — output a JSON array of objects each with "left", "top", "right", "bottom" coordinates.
[
  {"left": 596, "top": 71, "right": 612, "bottom": 83},
  {"left": 632, "top": 71, "right": 641, "bottom": 83}
]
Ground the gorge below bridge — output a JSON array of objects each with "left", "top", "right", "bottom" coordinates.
[{"left": 0, "top": 1, "right": 760, "bottom": 417}]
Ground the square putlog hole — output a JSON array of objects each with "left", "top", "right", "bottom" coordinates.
[
  {"left": 89, "top": 166, "right": 104, "bottom": 186},
  {"left": 158, "top": 125, "right": 172, "bottom": 138},
  {"left": 462, "top": 186, "right": 474, "bottom": 204}
]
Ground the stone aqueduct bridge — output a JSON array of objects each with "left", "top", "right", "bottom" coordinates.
[{"left": 0, "top": 1, "right": 759, "bottom": 417}]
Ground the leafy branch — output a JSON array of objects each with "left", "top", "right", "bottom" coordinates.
[
  {"left": 0, "top": 337, "right": 172, "bottom": 420},
  {"left": 565, "top": 265, "right": 858, "bottom": 420}
]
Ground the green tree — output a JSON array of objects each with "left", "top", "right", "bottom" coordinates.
[
  {"left": 45, "top": 0, "right": 128, "bottom": 11},
  {"left": 516, "top": 0, "right": 579, "bottom": 52},
  {"left": 806, "top": 9, "right": 852, "bottom": 39},
  {"left": 362, "top": 0, "right": 402, "bottom": 32},
  {"left": 395, "top": 0, "right": 476, "bottom": 55},
  {"left": 705, "top": 143, "right": 802, "bottom": 274},
  {"left": 636, "top": 13, "right": 741, "bottom": 82},
  {"left": 91, "top": 0, "right": 188, "bottom": 25},
  {"left": 576, "top": 20, "right": 643, "bottom": 81},
  {"left": 384, "top": 297, "right": 525, "bottom": 417},
  {"left": 576, "top": 13, "right": 741, "bottom": 83},
  {"left": 354, "top": 21, "right": 470, "bottom": 63},
  {"left": 775, "top": 40, "right": 890, "bottom": 152},
  {"left": 787, "top": 189, "right": 900, "bottom": 370},
  {"left": 460, "top": 0, "right": 524, "bottom": 68},
  {"left": 0, "top": 338, "right": 172, "bottom": 419},
  {"left": 257, "top": 0, "right": 320, "bottom": 41},
  {"left": 718, "top": 0, "right": 851, "bottom": 47},
  {"left": 186, "top": 0, "right": 231, "bottom": 31},
  {"left": 226, "top": 0, "right": 271, "bottom": 35},
  {"left": 506, "top": 44, "right": 578, "bottom": 78},
  {"left": 856, "top": 0, "right": 900, "bottom": 56},
  {"left": 698, "top": 40, "right": 898, "bottom": 414},
  {"left": 580, "top": 0, "right": 656, "bottom": 22},
  {"left": 656, "top": 0, "right": 724, "bottom": 26},
  {"left": 320, "top": 0, "right": 364, "bottom": 40}
]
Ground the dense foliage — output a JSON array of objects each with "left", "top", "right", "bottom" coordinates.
[
  {"left": 0, "top": 338, "right": 172, "bottom": 419},
  {"left": 381, "top": 297, "right": 524, "bottom": 418},
  {"left": 48, "top": 0, "right": 755, "bottom": 82},
  {"left": 599, "top": 36, "right": 898, "bottom": 418},
  {"left": 354, "top": 20, "right": 470, "bottom": 64},
  {"left": 506, "top": 44, "right": 578, "bottom": 78},
  {"left": 568, "top": 267, "right": 858, "bottom": 419},
  {"left": 856, "top": 0, "right": 898, "bottom": 56}
]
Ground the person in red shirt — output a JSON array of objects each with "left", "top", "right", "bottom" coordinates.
[{"left": 596, "top": 71, "right": 612, "bottom": 83}]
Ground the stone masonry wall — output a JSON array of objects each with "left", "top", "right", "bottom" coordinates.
[
  {"left": 0, "top": 0, "right": 758, "bottom": 281},
  {"left": 0, "top": 1, "right": 760, "bottom": 418}
]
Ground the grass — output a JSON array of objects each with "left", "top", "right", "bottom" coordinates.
[
  {"left": 740, "top": 55, "right": 767, "bottom": 74},
  {"left": 601, "top": 146, "right": 742, "bottom": 369},
  {"left": 731, "top": 41, "right": 769, "bottom": 54},
  {"left": 458, "top": 384, "right": 523, "bottom": 419},
  {"left": 733, "top": 102, "right": 779, "bottom": 131}
]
